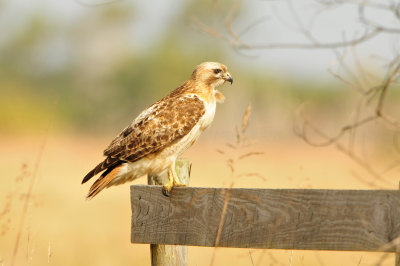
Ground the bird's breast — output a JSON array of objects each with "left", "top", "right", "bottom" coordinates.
[{"left": 199, "top": 98, "right": 216, "bottom": 130}]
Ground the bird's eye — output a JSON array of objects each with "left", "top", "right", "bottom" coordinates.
[{"left": 213, "top": 68, "right": 222, "bottom": 74}]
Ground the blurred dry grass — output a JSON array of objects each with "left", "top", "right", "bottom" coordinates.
[{"left": 0, "top": 134, "right": 398, "bottom": 266}]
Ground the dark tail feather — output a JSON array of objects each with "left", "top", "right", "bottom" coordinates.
[
  {"left": 82, "top": 157, "right": 121, "bottom": 184},
  {"left": 87, "top": 163, "right": 123, "bottom": 199},
  {"left": 82, "top": 161, "right": 104, "bottom": 184}
]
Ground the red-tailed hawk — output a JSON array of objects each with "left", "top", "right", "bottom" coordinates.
[{"left": 82, "top": 62, "right": 232, "bottom": 199}]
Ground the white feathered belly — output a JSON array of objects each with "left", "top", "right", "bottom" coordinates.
[{"left": 108, "top": 99, "right": 216, "bottom": 187}]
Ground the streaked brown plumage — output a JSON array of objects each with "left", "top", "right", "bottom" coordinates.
[{"left": 82, "top": 62, "right": 233, "bottom": 198}]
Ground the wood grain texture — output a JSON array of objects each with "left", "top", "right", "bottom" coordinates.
[
  {"left": 131, "top": 187, "right": 400, "bottom": 252},
  {"left": 147, "top": 159, "right": 190, "bottom": 266}
]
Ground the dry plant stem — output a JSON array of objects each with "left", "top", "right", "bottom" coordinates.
[
  {"left": 357, "top": 256, "right": 363, "bottom": 266},
  {"left": 373, "top": 234, "right": 400, "bottom": 265},
  {"left": 215, "top": 183, "right": 234, "bottom": 246},
  {"left": 11, "top": 135, "right": 46, "bottom": 266},
  {"left": 210, "top": 182, "right": 234, "bottom": 266},
  {"left": 210, "top": 104, "right": 264, "bottom": 265},
  {"left": 373, "top": 253, "right": 391, "bottom": 266},
  {"left": 10, "top": 98, "right": 57, "bottom": 266},
  {"left": 248, "top": 249, "right": 255, "bottom": 266},
  {"left": 47, "top": 241, "right": 52, "bottom": 263}
]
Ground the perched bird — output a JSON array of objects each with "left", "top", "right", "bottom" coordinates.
[{"left": 82, "top": 62, "right": 233, "bottom": 199}]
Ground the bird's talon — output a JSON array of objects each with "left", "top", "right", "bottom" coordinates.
[
  {"left": 162, "top": 184, "right": 172, "bottom": 197},
  {"left": 162, "top": 188, "right": 170, "bottom": 197}
]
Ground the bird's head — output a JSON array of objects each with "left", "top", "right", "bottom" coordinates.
[{"left": 191, "top": 62, "right": 233, "bottom": 88}]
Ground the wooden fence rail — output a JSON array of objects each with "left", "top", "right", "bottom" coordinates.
[{"left": 131, "top": 187, "right": 400, "bottom": 252}]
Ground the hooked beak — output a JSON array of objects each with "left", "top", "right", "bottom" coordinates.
[{"left": 224, "top": 73, "right": 233, "bottom": 84}]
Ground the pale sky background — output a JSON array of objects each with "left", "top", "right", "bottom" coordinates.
[{"left": 1, "top": 0, "right": 397, "bottom": 81}]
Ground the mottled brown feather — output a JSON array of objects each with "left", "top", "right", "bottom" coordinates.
[
  {"left": 82, "top": 90, "right": 204, "bottom": 185},
  {"left": 103, "top": 93, "right": 205, "bottom": 163}
]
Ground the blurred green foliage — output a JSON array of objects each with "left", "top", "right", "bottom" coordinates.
[{"left": 0, "top": 0, "right": 367, "bottom": 135}]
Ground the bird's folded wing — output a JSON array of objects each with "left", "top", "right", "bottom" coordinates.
[{"left": 103, "top": 94, "right": 205, "bottom": 162}]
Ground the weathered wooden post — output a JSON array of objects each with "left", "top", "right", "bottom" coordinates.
[{"left": 147, "top": 159, "right": 190, "bottom": 266}]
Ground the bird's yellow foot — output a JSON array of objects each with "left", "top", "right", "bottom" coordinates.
[
  {"left": 162, "top": 169, "right": 175, "bottom": 197},
  {"left": 162, "top": 168, "right": 187, "bottom": 196}
]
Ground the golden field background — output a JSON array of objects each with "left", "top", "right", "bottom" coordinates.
[{"left": 1, "top": 133, "right": 398, "bottom": 265}]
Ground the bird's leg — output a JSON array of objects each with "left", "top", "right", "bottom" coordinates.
[
  {"left": 162, "top": 169, "right": 174, "bottom": 197},
  {"left": 162, "top": 165, "right": 188, "bottom": 196}
]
